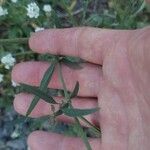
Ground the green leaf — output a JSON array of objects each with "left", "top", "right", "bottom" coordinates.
[
  {"left": 61, "top": 58, "right": 83, "bottom": 70},
  {"left": 87, "top": 127, "right": 101, "bottom": 138},
  {"left": 17, "top": 86, "right": 70, "bottom": 98},
  {"left": 46, "top": 88, "right": 67, "bottom": 97},
  {"left": 74, "top": 118, "right": 92, "bottom": 150},
  {"left": 70, "top": 81, "right": 79, "bottom": 98},
  {"left": 26, "top": 96, "right": 41, "bottom": 117},
  {"left": 64, "top": 56, "right": 85, "bottom": 63},
  {"left": 38, "top": 54, "right": 58, "bottom": 62},
  {"left": 53, "top": 102, "right": 69, "bottom": 117},
  {"left": 40, "top": 61, "right": 56, "bottom": 89},
  {"left": 62, "top": 107, "right": 99, "bottom": 117},
  {"left": 19, "top": 83, "right": 57, "bottom": 104},
  {"left": 54, "top": 110, "right": 63, "bottom": 117},
  {"left": 26, "top": 61, "right": 57, "bottom": 117}
]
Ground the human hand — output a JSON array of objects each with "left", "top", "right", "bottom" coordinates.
[
  {"left": 12, "top": 27, "right": 150, "bottom": 150},
  {"left": 146, "top": 0, "right": 150, "bottom": 3}
]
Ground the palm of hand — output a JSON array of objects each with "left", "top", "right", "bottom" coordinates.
[
  {"left": 100, "top": 28, "right": 150, "bottom": 150},
  {"left": 12, "top": 27, "right": 150, "bottom": 150}
]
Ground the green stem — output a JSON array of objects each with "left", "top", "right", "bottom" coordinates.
[
  {"left": 0, "top": 38, "right": 29, "bottom": 45},
  {"left": 74, "top": 117, "right": 92, "bottom": 150},
  {"left": 14, "top": 51, "right": 34, "bottom": 56},
  {"left": 58, "top": 61, "right": 100, "bottom": 135},
  {"left": 58, "top": 62, "right": 70, "bottom": 101},
  {"left": 58, "top": 61, "right": 99, "bottom": 149},
  {"left": 80, "top": 116, "right": 101, "bottom": 134}
]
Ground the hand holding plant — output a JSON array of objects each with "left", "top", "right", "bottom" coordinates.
[{"left": 11, "top": 27, "right": 150, "bottom": 150}]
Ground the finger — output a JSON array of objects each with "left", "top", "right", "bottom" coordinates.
[
  {"left": 146, "top": 0, "right": 150, "bottom": 3},
  {"left": 29, "top": 27, "right": 129, "bottom": 64},
  {"left": 28, "top": 131, "right": 101, "bottom": 150},
  {"left": 98, "top": 81, "right": 128, "bottom": 150},
  {"left": 14, "top": 93, "right": 99, "bottom": 126},
  {"left": 12, "top": 61, "right": 102, "bottom": 97}
]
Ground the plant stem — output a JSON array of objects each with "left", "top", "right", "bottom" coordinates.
[
  {"left": 58, "top": 61, "right": 101, "bottom": 136},
  {"left": 13, "top": 51, "right": 34, "bottom": 56},
  {"left": 80, "top": 116, "right": 101, "bottom": 135},
  {"left": 74, "top": 117, "right": 92, "bottom": 150},
  {"left": 58, "top": 62, "right": 70, "bottom": 101},
  {"left": 0, "top": 38, "right": 29, "bottom": 45}
]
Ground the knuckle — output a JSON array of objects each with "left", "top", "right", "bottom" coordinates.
[
  {"left": 73, "top": 27, "right": 91, "bottom": 56},
  {"left": 132, "top": 27, "right": 150, "bottom": 45}
]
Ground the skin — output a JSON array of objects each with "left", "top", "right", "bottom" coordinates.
[{"left": 11, "top": 26, "right": 150, "bottom": 149}]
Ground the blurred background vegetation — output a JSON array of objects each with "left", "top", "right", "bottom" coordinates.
[{"left": 0, "top": 0, "right": 150, "bottom": 149}]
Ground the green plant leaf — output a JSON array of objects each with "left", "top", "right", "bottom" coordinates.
[
  {"left": 64, "top": 56, "right": 85, "bottom": 63},
  {"left": 62, "top": 107, "right": 99, "bottom": 117},
  {"left": 87, "top": 127, "right": 101, "bottom": 138},
  {"left": 70, "top": 81, "right": 79, "bottom": 98},
  {"left": 19, "top": 83, "right": 57, "bottom": 104},
  {"left": 26, "top": 60, "right": 57, "bottom": 117},
  {"left": 80, "top": 116, "right": 101, "bottom": 135},
  {"left": 26, "top": 96, "right": 41, "bottom": 117},
  {"left": 38, "top": 54, "right": 58, "bottom": 62},
  {"left": 17, "top": 85, "right": 71, "bottom": 97},
  {"left": 40, "top": 61, "right": 56, "bottom": 89},
  {"left": 61, "top": 58, "right": 83, "bottom": 70},
  {"left": 74, "top": 118, "right": 92, "bottom": 150},
  {"left": 46, "top": 88, "right": 68, "bottom": 97},
  {"left": 54, "top": 110, "right": 63, "bottom": 117}
]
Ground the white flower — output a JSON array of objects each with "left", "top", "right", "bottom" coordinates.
[
  {"left": 12, "top": 80, "right": 19, "bottom": 87},
  {"left": 0, "top": 74, "right": 4, "bottom": 83},
  {"left": 43, "top": 4, "right": 52, "bottom": 13},
  {"left": 1, "top": 53, "right": 16, "bottom": 69},
  {"left": 11, "top": 0, "right": 18, "bottom": 3},
  {"left": 11, "top": 130, "right": 20, "bottom": 138},
  {"left": 26, "top": 2, "right": 40, "bottom": 18},
  {"left": 0, "top": 6, "right": 8, "bottom": 16},
  {"left": 35, "top": 27, "right": 44, "bottom": 32}
]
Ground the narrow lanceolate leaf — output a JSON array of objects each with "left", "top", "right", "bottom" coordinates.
[
  {"left": 74, "top": 118, "right": 92, "bottom": 150},
  {"left": 64, "top": 56, "right": 85, "bottom": 63},
  {"left": 62, "top": 107, "right": 99, "bottom": 117},
  {"left": 19, "top": 83, "right": 57, "bottom": 104},
  {"left": 61, "top": 58, "right": 83, "bottom": 70},
  {"left": 40, "top": 61, "right": 56, "bottom": 89},
  {"left": 70, "top": 81, "right": 79, "bottom": 99},
  {"left": 53, "top": 110, "right": 63, "bottom": 117},
  {"left": 26, "top": 61, "right": 57, "bottom": 117},
  {"left": 38, "top": 54, "right": 57, "bottom": 62},
  {"left": 26, "top": 96, "right": 41, "bottom": 117},
  {"left": 18, "top": 85, "right": 71, "bottom": 98},
  {"left": 46, "top": 88, "right": 71, "bottom": 97}
]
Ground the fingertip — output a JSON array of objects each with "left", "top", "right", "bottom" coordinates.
[
  {"left": 27, "top": 131, "right": 39, "bottom": 147},
  {"left": 27, "top": 131, "right": 63, "bottom": 150},
  {"left": 11, "top": 63, "right": 24, "bottom": 83},
  {"left": 29, "top": 32, "right": 38, "bottom": 52},
  {"left": 13, "top": 93, "right": 50, "bottom": 117},
  {"left": 13, "top": 93, "right": 32, "bottom": 116},
  {"left": 11, "top": 61, "right": 45, "bottom": 86},
  {"left": 27, "top": 131, "right": 101, "bottom": 150},
  {"left": 11, "top": 62, "right": 33, "bottom": 84},
  {"left": 27, "top": 131, "right": 40, "bottom": 150},
  {"left": 29, "top": 29, "right": 51, "bottom": 53}
]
